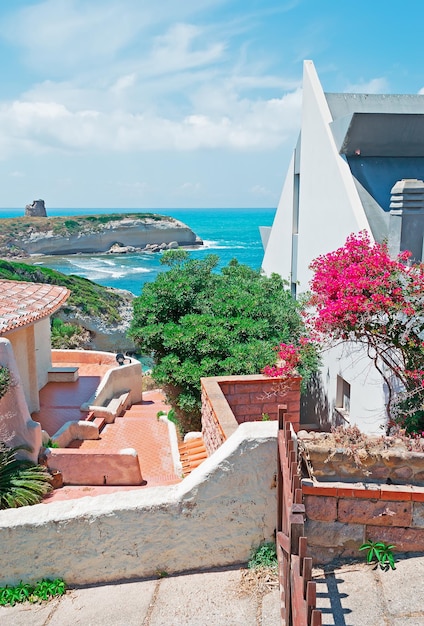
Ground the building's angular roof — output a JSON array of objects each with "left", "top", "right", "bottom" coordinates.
[{"left": 0, "top": 280, "right": 70, "bottom": 334}]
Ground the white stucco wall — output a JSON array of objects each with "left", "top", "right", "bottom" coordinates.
[
  {"left": 0, "top": 421, "right": 278, "bottom": 586},
  {"left": 3, "top": 325, "right": 40, "bottom": 413},
  {"left": 295, "top": 60, "right": 370, "bottom": 291},
  {"left": 261, "top": 60, "right": 389, "bottom": 433},
  {"left": 0, "top": 338, "right": 42, "bottom": 462},
  {"left": 34, "top": 317, "right": 53, "bottom": 391},
  {"left": 321, "top": 343, "right": 388, "bottom": 434},
  {"left": 261, "top": 153, "right": 295, "bottom": 281}
]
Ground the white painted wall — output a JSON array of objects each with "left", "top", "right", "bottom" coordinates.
[
  {"left": 262, "top": 153, "right": 295, "bottom": 281},
  {"left": 295, "top": 60, "right": 370, "bottom": 290},
  {"left": 0, "top": 421, "right": 277, "bottom": 586},
  {"left": 261, "top": 60, "right": 389, "bottom": 433},
  {"left": 4, "top": 325, "right": 40, "bottom": 413},
  {"left": 0, "top": 338, "right": 42, "bottom": 462},
  {"left": 34, "top": 317, "right": 53, "bottom": 391}
]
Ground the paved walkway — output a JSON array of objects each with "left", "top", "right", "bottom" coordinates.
[
  {"left": 3, "top": 554, "right": 424, "bottom": 625},
  {"left": 0, "top": 567, "right": 279, "bottom": 626},
  {"left": 313, "top": 553, "right": 424, "bottom": 625}
]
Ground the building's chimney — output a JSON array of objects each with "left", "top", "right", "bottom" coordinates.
[{"left": 388, "top": 179, "right": 424, "bottom": 262}]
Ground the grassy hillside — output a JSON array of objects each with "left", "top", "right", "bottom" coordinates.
[{"left": 0, "top": 259, "right": 125, "bottom": 323}]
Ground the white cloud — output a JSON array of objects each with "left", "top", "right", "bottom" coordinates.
[
  {"left": 344, "top": 77, "right": 389, "bottom": 94},
  {"left": 0, "top": 85, "right": 301, "bottom": 156}
]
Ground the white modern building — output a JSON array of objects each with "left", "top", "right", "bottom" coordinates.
[{"left": 261, "top": 60, "right": 424, "bottom": 433}]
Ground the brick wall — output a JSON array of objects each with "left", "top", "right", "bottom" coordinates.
[
  {"left": 201, "top": 374, "right": 300, "bottom": 455},
  {"left": 303, "top": 481, "right": 424, "bottom": 563}
]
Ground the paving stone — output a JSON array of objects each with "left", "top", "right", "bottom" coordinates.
[
  {"left": 47, "top": 580, "right": 156, "bottom": 626},
  {"left": 377, "top": 555, "right": 424, "bottom": 617},
  {"left": 0, "top": 598, "right": 61, "bottom": 626},
  {"left": 149, "top": 569, "right": 257, "bottom": 626},
  {"left": 261, "top": 589, "right": 281, "bottom": 626},
  {"left": 313, "top": 563, "right": 384, "bottom": 626}
]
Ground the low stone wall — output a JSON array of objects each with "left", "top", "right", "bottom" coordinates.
[
  {"left": 303, "top": 443, "right": 424, "bottom": 486},
  {"left": 0, "top": 422, "right": 277, "bottom": 586},
  {"left": 303, "top": 480, "right": 424, "bottom": 564},
  {"left": 201, "top": 374, "right": 300, "bottom": 455}
]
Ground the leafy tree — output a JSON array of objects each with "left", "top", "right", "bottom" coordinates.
[{"left": 130, "top": 254, "right": 316, "bottom": 431}]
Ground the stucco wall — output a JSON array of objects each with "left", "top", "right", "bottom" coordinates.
[
  {"left": 0, "top": 421, "right": 278, "bottom": 586},
  {"left": 0, "top": 338, "right": 41, "bottom": 463},
  {"left": 4, "top": 325, "right": 40, "bottom": 413},
  {"left": 34, "top": 317, "right": 52, "bottom": 391}
]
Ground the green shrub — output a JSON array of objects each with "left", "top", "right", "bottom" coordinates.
[
  {"left": 248, "top": 542, "right": 278, "bottom": 570},
  {"left": 0, "top": 366, "right": 11, "bottom": 399},
  {"left": 0, "top": 443, "right": 52, "bottom": 509}
]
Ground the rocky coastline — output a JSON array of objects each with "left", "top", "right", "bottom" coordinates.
[{"left": 0, "top": 212, "right": 203, "bottom": 258}]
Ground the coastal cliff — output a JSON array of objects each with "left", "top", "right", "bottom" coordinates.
[{"left": 0, "top": 212, "right": 202, "bottom": 257}]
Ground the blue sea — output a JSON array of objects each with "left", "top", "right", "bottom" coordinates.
[{"left": 0, "top": 208, "right": 275, "bottom": 295}]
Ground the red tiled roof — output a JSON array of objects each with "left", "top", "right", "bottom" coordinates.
[{"left": 0, "top": 280, "right": 70, "bottom": 334}]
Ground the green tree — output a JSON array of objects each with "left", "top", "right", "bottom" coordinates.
[{"left": 130, "top": 254, "right": 316, "bottom": 431}]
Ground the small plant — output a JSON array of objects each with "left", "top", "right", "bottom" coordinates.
[
  {"left": 248, "top": 542, "right": 278, "bottom": 570},
  {"left": 0, "top": 366, "right": 11, "bottom": 399},
  {"left": 0, "top": 578, "right": 66, "bottom": 606},
  {"left": 359, "top": 540, "right": 396, "bottom": 570},
  {"left": 0, "top": 443, "right": 52, "bottom": 509},
  {"left": 261, "top": 413, "right": 270, "bottom": 421},
  {"left": 44, "top": 439, "right": 60, "bottom": 449}
]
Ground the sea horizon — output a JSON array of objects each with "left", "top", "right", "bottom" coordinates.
[{"left": 0, "top": 207, "right": 276, "bottom": 296}]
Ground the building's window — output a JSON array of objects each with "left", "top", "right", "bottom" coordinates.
[{"left": 336, "top": 375, "right": 350, "bottom": 419}]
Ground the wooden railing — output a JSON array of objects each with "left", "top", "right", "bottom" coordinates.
[{"left": 277, "top": 405, "right": 322, "bottom": 626}]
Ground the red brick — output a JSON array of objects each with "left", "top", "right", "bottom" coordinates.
[
  {"left": 379, "top": 485, "right": 412, "bottom": 501},
  {"left": 302, "top": 484, "right": 338, "bottom": 497},
  {"left": 352, "top": 487, "right": 381, "bottom": 499},
  {"left": 338, "top": 498, "right": 412, "bottom": 527},
  {"left": 366, "top": 525, "right": 424, "bottom": 552},
  {"left": 304, "top": 495, "right": 337, "bottom": 521},
  {"left": 412, "top": 489, "right": 424, "bottom": 502},
  {"left": 337, "top": 487, "right": 356, "bottom": 498}
]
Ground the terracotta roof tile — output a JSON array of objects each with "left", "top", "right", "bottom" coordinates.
[
  {"left": 178, "top": 437, "right": 208, "bottom": 476},
  {"left": 0, "top": 280, "right": 70, "bottom": 334}
]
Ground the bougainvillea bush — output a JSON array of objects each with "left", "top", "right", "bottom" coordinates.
[{"left": 265, "top": 232, "right": 424, "bottom": 433}]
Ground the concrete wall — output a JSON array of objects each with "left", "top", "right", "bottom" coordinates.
[{"left": 0, "top": 421, "right": 278, "bottom": 586}]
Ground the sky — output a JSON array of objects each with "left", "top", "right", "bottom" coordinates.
[{"left": 1, "top": 1, "right": 424, "bottom": 210}]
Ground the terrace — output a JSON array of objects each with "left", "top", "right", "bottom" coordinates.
[{"left": 32, "top": 350, "right": 189, "bottom": 503}]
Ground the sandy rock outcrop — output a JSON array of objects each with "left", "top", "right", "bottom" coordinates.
[
  {"left": 19, "top": 217, "right": 201, "bottom": 255},
  {"left": 56, "top": 288, "right": 136, "bottom": 353}
]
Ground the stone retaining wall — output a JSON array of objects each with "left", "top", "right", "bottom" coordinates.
[{"left": 303, "top": 481, "right": 424, "bottom": 564}]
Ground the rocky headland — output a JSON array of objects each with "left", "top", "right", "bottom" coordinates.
[{"left": 0, "top": 212, "right": 203, "bottom": 258}]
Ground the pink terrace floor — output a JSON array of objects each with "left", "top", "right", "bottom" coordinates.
[{"left": 32, "top": 360, "right": 182, "bottom": 504}]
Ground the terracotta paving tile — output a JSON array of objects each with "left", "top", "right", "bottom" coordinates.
[{"left": 33, "top": 362, "right": 183, "bottom": 503}]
